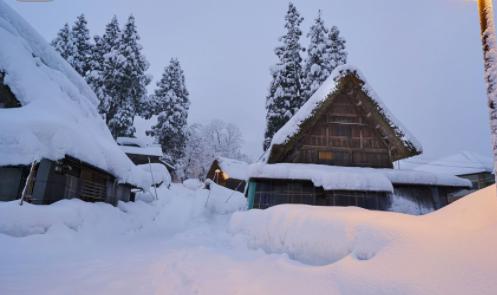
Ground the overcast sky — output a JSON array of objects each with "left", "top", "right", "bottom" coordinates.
[{"left": 5, "top": 0, "right": 493, "bottom": 162}]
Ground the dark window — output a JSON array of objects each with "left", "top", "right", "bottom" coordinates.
[{"left": 0, "top": 72, "right": 21, "bottom": 108}]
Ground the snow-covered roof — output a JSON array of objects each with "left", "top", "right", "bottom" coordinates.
[
  {"left": 116, "top": 137, "right": 163, "bottom": 157},
  {"left": 248, "top": 163, "right": 471, "bottom": 193},
  {"left": 268, "top": 65, "right": 422, "bottom": 162},
  {"left": 216, "top": 157, "right": 249, "bottom": 180},
  {"left": 413, "top": 151, "right": 494, "bottom": 176},
  {"left": 0, "top": 1, "right": 150, "bottom": 188}
]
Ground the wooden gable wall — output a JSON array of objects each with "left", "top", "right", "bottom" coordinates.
[{"left": 278, "top": 84, "right": 394, "bottom": 168}]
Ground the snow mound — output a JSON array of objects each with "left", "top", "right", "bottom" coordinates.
[
  {"left": 138, "top": 163, "right": 171, "bottom": 187},
  {"left": 205, "top": 180, "right": 247, "bottom": 214},
  {"left": 183, "top": 178, "right": 205, "bottom": 190},
  {"left": 230, "top": 185, "right": 497, "bottom": 268},
  {"left": 0, "top": 182, "right": 246, "bottom": 238},
  {"left": 0, "top": 1, "right": 149, "bottom": 187}
]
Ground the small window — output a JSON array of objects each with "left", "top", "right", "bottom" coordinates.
[{"left": 318, "top": 151, "right": 334, "bottom": 161}]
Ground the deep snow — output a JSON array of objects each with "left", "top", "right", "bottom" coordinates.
[{"left": 1, "top": 184, "right": 497, "bottom": 295}]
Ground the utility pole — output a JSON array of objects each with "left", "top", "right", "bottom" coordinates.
[{"left": 477, "top": 0, "right": 497, "bottom": 184}]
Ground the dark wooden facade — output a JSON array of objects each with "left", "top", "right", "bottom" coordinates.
[
  {"left": 268, "top": 75, "right": 420, "bottom": 166},
  {"left": 0, "top": 156, "right": 134, "bottom": 205},
  {"left": 206, "top": 160, "right": 246, "bottom": 193},
  {"left": 250, "top": 178, "right": 389, "bottom": 210}
]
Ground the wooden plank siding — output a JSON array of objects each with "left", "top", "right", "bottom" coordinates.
[
  {"left": 251, "top": 178, "right": 390, "bottom": 210},
  {"left": 281, "top": 94, "right": 393, "bottom": 168}
]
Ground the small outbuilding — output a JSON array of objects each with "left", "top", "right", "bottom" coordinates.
[
  {"left": 0, "top": 4, "right": 150, "bottom": 205},
  {"left": 247, "top": 66, "right": 471, "bottom": 213},
  {"left": 206, "top": 157, "right": 249, "bottom": 192},
  {"left": 413, "top": 151, "right": 495, "bottom": 201}
]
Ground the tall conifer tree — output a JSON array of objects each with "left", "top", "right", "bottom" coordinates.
[
  {"left": 71, "top": 14, "right": 93, "bottom": 77},
  {"left": 147, "top": 58, "right": 190, "bottom": 166},
  {"left": 264, "top": 2, "right": 304, "bottom": 150},
  {"left": 303, "top": 11, "right": 329, "bottom": 100},
  {"left": 51, "top": 23, "right": 75, "bottom": 62}
]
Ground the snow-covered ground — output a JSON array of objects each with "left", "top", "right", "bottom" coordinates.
[{"left": 1, "top": 183, "right": 497, "bottom": 295}]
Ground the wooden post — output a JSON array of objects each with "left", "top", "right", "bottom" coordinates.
[
  {"left": 19, "top": 160, "right": 37, "bottom": 206},
  {"left": 148, "top": 157, "right": 158, "bottom": 200}
]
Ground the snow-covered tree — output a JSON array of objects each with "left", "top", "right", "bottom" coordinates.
[
  {"left": 120, "top": 15, "right": 151, "bottom": 117},
  {"left": 179, "top": 120, "right": 250, "bottom": 180},
  {"left": 71, "top": 14, "right": 93, "bottom": 77},
  {"left": 326, "top": 25, "right": 347, "bottom": 73},
  {"left": 147, "top": 58, "right": 190, "bottom": 166},
  {"left": 87, "top": 16, "right": 131, "bottom": 137},
  {"left": 303, "top": 11, "right": 330, "bottom": 100},
  {"left": 51, "top": 23, "right": 75, "bottom": 62},
  {"left": 303, "top": 12, "right": 348, "bottom": 100},
  {"left": 179, "top": 124, "right": 214, "bottom": 180},
  {"left": 264, "top": 2, "right": 305, "bottom": 150}
]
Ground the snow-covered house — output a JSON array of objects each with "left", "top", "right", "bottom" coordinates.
[
  {"left": 117, "top": 137, "right": 164, "bottom": 166},
  {"left": 0, "top": 2, "right": 151, "bottom": 205},
  {"left": 414, "top": 151, "right": 494, "bottom": 191},
  {"left": 247, "top": 66, "right": 471, "bottom": 212},
  {"left": 206, "top": 157, "right": 248, "bottom": 192}
]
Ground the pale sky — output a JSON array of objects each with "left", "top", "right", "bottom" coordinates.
[{"left": 5, "top": 0, "right": 493, "bottom": 162}]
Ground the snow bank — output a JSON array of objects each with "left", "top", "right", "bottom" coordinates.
[
  {"left": 0, "top": 182, "right": 246, "bottom": 238},
  {"left": 183, "top": 178, "right": 205, "bottom": 190},
  {"left": 269, "top": 65, "right": 422, "bottom": 154},
  {"left": 138, "top": 163, "right": 171, "bottom": 187},
  {"left": 230, "top": 185, "right": 497, "bottom": 285},
  {"left": 230, "top": 204, "right": 400, "bottom": 265},
  {"left": 0, "top": 1, "right": 149, "bottom": 187},
  {"left": 249, "top": 163, "right": 471, "bottom": 192}
]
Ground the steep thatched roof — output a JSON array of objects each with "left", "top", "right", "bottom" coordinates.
[{"left": 266, "top": 65, "right": 422, "bottom": 163}]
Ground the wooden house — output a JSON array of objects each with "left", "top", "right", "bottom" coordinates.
[
  {"left": 0, "top": 5, "right": 150, "bottom": 206},
  {"left": 206, "top": 157, "right": 248, "bottom": 192},
  {"left": 116, "top": 137, "right": 176, "bottom": 182},
  {"left": 247, "top": 66, "right": 471, "bottom": 213}
]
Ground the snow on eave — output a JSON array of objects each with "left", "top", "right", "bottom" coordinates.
[
  {"left": 268, "top": 65, "right": 423, "bottom": 156},
  {"left": 414, "top": 151, "right": 495, "bottom": 176},
  {"left": 120, "top": 145, "right": 163, "bottom": 158},
  {"left": 216, "top": 157, "right": 249, "bottom": 180},
  {"left": 248, "top": 163, "right": 471, "bottom": 192}
]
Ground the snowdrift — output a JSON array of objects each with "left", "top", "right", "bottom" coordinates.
[
  {"left": 0, "top": 182, "right": 246, "bottom": 238},
  {"left": 230, "top": 186, "right": 497, "bottom": 293}
]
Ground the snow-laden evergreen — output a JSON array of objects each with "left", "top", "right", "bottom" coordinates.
[
  {"left": 303, "top": 11, "right": 329, "bottom": 100},
  {"left": 147, "top": 58, "right": 190, "bottom": 167},
  {"left": 70, "top": 14, "right": 93, "bottom": 77},
  {"left": 326, "top": 26, "right": 347, "bottom": 73},
  {"left": 88, "top": 16, "right": 129, "bottom": 137},
  {"left": 264, "top": 2, "right": 305, "bottom": 150},
  {"left": 50, "top": 23, "right": 75, "bottom": 63},
  {"left": 120, "top": 15, "right": 151, "bottom": 117},
  {"left": 303, "top": 12, "right": 347, "bottom": 100},
  {"left": 87, "top": 15, "right": 150, "bottom": 138}
]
